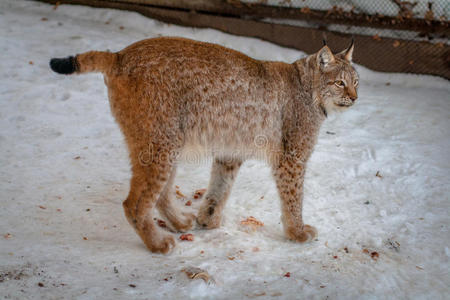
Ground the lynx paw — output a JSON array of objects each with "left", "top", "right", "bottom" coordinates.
[
  {"left": 144, "top": 233, "right": 176, "bottom": 254},
  {"left": 197, "top": 208, "right": 221, "bottom": 229},
  {"left": 137, "top": 220, "right": 176, "bottom": 254},
  {"left": 170, "top": 212, "right": 196, "bottom": 232},
  {"left": 285, "top": 224, "right": 317, "bottom": 243}
]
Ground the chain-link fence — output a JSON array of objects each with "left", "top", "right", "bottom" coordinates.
[
  {"left": 240, "top": 0, "right": 449, "bottom": 78},
  {"left": 245, "top": 1, "right": 449, "bottom": 21},
  {"left": 244, "top": 0, "right": 448, "bottom": 41}
]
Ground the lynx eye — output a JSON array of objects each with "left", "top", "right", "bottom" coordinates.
[
  {"left": 334, "top": 80, "right": 345, "bottom": 87},
  {"left": 354, "top": 79, "right": 359, "bottom": 86}
]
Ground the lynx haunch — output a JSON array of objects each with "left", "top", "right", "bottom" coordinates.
[{"left": 50, "top": 37, "right": 359, "bottom": 254}]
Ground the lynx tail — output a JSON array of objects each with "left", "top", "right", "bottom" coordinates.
[{"left": 50, "top": 51, "right": 116, "bottom": 75}]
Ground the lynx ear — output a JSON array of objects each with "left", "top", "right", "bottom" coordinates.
[
  {"left": 338, "top": 38, "right": 354, "bottom": 62},
  {"left": 317, "top": 46, "right": 335, "bottom": 69}
]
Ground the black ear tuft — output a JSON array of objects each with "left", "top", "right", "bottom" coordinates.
[
  {"left": 322, "top": 32, "right": 327, "bottom": 46},
  {"left": 49, "top": 56, "right": 78, "bottom": 75}
]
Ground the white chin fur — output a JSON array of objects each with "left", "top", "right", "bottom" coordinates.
[{"left": 323, "top": 101, "right": 347, "bottom": 115}]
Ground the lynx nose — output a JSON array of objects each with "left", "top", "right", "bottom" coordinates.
[{"left": 350, "top": 95, "right": 357, "bottom": 103}]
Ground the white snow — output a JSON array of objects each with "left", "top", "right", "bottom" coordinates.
[{"left": 0, "top": 1, "right": 449, "bottom": 299}]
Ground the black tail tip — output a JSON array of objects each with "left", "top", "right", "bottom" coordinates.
[{"left": 49, "top": 56, "right": 78, "bottom": 74}]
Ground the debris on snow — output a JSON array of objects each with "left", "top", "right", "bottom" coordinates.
[
  {"left": 371, "top": 252, "right": 380, "bottom": 260},
  {"left": 385, "top": 238, "right": 400, "bottom": 252},
  {"left": 179, "top": 234, "right": 194, "bottom": 241},
  {"left": 363, "top": 248, "right": 380, "bottom": 261},
  {"left": 193, "top": 188, "right": 207, "bottom": 199},
  {"left": 240, "top": 216, "right": 264, "bottom": 230},
  {"left": 182, "top": 267, "right": 214, "bottom": 284},
  {"left": 246, "top": 291, "right": 266, "bottom": 297},
  {"left": 175, "top": 189, "right": 186, "bottom": 199}
]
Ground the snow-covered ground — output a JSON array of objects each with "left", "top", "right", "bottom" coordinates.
[{"left": 1, "top": 1, "right": 449, "bottom": 299}]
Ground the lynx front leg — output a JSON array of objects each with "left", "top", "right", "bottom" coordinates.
[
  {"left": 197, "top": 158, "right": 242, "bottom": 229},
  {"left": 156, "top": 167, "right": 196, "bottom": 232},
  {"left": 122, "top": 161, "right": 176, "bottom": 254},
  {"left": 273, "top": 155, "right": 317, "bottom": 243}
]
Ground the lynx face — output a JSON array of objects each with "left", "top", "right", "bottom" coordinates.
[
  {"left": 315, "top": 42, "right": 359, "bottom": 114},
  {"left": 325, "top": 61, "right": 359, "bottom": 110}
]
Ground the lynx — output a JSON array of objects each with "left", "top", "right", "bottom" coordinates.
[{"left": 50, "top": 37, "right": 358, "bottom": 254}]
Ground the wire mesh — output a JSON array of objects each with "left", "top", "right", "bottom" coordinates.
[{"left": 240, "top": 0, "right": 449, "bottom": 78}]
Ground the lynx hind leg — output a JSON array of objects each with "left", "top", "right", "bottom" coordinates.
[
  {"left": 122, "top": 160, "right": 176, "bottom": 254},
  {"left": 197, "top": 158, "right": 242, "bottom": 229},
  {"left": 156, "top": 167, "right": 195, "bottom": 232},
  {"left": 273, "top": 155, "right": 317, "bottom": 243}
]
